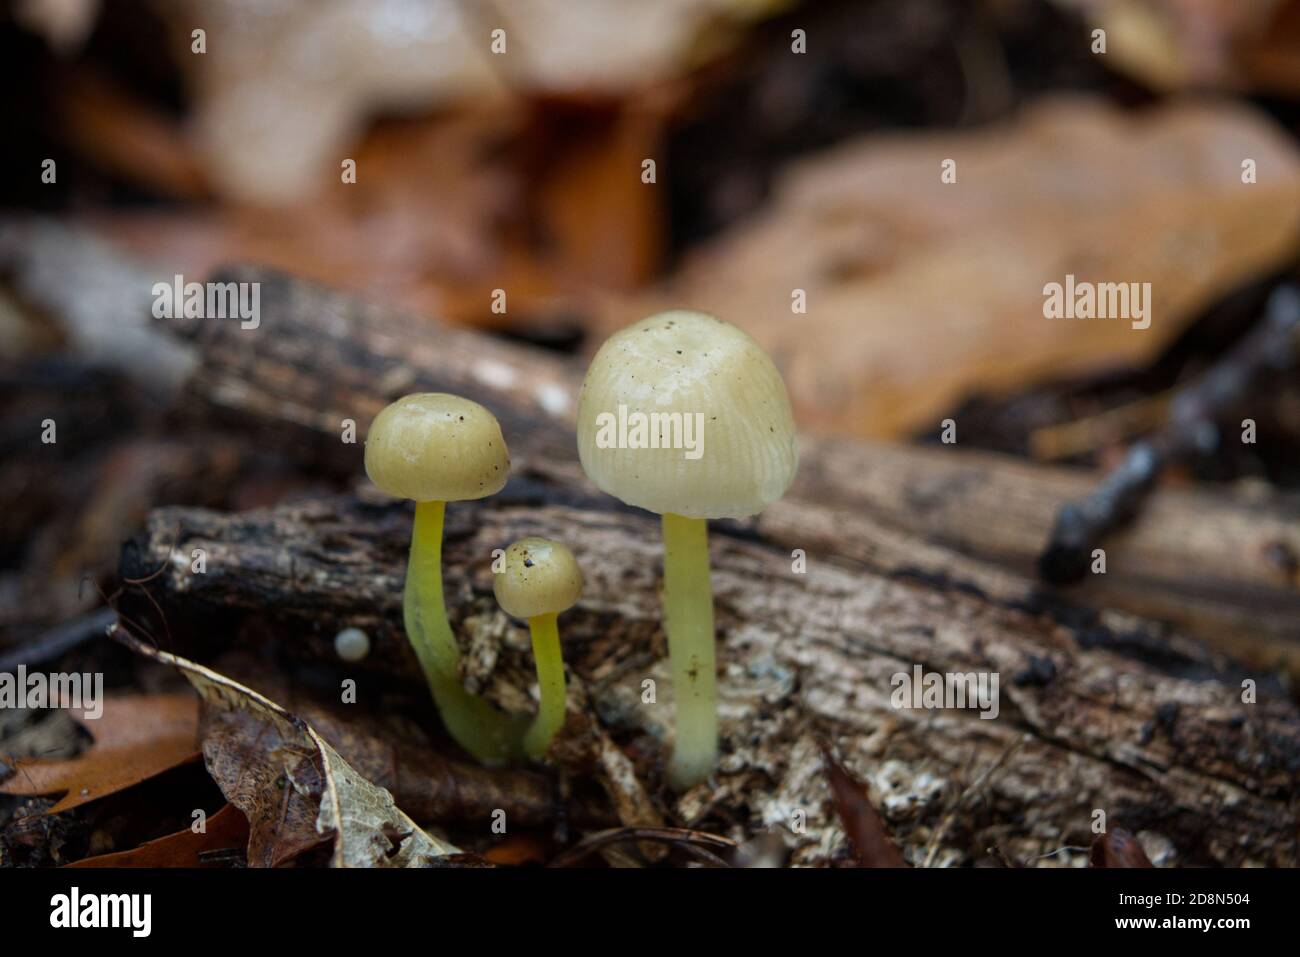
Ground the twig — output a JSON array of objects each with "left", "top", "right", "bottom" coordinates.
[
  {"left": 1029, "top": 391, "right": 1171, "bottom": 461},
  {"left": 0, "top": 608, "right": 117, "bottom": 673},
  {"left": 1039, "top": 284, "right": 1300, "bottom": 584},
  {"left": 923, "top": 733, "right": 1027, "bottom": 867},
  {"left": 548, "top": 826, "right": 737, "bottom": 868},
  {"left": 1027, "top": 844, "right": 1090, "bottom": 863}
]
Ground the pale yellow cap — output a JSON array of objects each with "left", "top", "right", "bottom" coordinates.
[
  {"left": 364, "top": 393, "right": 509, "bottom": 502},
  {"left": 494, "top": 538, "right": 583, "bottom": 619},
  {"left": 576, "top": 310, "right": 797, "bottom": 519}
]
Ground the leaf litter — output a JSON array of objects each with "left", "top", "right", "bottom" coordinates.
[
  {"left": 0, "top": 693, "right": 200, "bottom": 814},
  {"left": 111, "top": 624, "right": 459, "bottom": 868}
]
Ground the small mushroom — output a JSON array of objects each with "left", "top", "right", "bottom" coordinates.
[
  {"left": 334, "top": 626, "right": 370, "bottom": 663},
  {"left": 577, "top": 310, "right": 798, "bottom": 789},
  {"left": 365, "top": 393, "right": 519, "bottom": 765},
  {"left": 493, "top": 537, "right": 583, "bottom": 760}
]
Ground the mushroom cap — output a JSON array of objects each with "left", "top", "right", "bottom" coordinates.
[
  {"left": 493, "top": 537, "right": 584, "bottom": 619},
  {"left": 365, "top": 393, "right": 510, "bottom": 502},
  {"left": 576, "top": 310, "right": 798, "bottom": 519},
  {"left": 334, "top": 626, "right": 370, "bottom": 663}
]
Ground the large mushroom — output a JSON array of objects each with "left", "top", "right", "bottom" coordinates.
[
  {"left": 576, "top": 310, "right": 798, "bottom": 789},
  {"left": 365, "top": 392, "right": 520, "bottom": 765}
]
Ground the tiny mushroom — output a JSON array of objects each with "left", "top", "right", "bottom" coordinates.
[
  {"left": 334, "top": 626, "right": 370, "bottom": 663},
  {"left": 365, "top": 392, "right": 519, "bottom": 765},
  {"left": 576, "top": 309, "right": 798, "bottom": 789},
  {"left": 493, "top": 537, "right": 583, "bottom": 760}
]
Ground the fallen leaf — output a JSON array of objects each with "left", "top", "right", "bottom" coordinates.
[
  {"left": 111, "top": 628, "right": 459, "bottom": 867},
  {"left": 1090, "top": 827, "right": 1155, "bottom": 867},
  {"left": 151, "top": 0, "right": 773, "bottom": 204},
  {"left": 1245, "top": 0, "right": 1300, "bottom": 96},
  {"left": 1070, "top": 0, "right": 1300, "bottom": 94},
  {"left": 101, "top": 102, "right": 666, "bottom": 336},
  {"left": 56, "top": 66, "right": 209, "bottom": 200},
  {"left": 211, "top": 652, "right": 597, "bottom": 829},
  {"left": 66, "top": 803, "right": 250, "bottom": 868},
  {"left": 481, "top": 833, "right": 551, "bottom": 866},
  {"left": 601, "top": 97, "right": 1300, "bottom": 438},
  {"left": 821, "top": 745, "right": 907, "bottom": 867},
  {"left": 0, "top": 694, "right": 200, "bottom": 814}
]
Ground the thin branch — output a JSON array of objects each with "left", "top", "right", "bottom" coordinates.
[
  {"left": 0, "top": 607, "right": 117, "bottom": 673},
  {"left": 1039, "top": 283, "right": 1300, "bottom": 584},
  {"left": 549, "top": 826, "right": 737, "bottom": 868}
]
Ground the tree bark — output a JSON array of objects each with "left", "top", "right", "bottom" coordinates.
[
  {"left": 176, "top": 266, "right": 1300, "bottom": 673},
  {"left": 122, "top": 492, "right": 1300, "bottom": 867}
]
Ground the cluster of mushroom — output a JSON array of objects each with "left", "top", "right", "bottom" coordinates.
[
  {"left": 364, "top": 310, "right": 797, "bottom": 789},
  {"left": 364, "top": 393, "right": 577, "bottom": 765}
]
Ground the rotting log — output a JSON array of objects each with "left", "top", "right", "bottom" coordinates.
[
  {"left": 777, "top": 437, "right": 1300, "bottom": 675},
  {"left": 170, "top": 266, "right": 1300, "bottom": 672},
  {"left": 122, "top": 488, "right": 1300, "bottom": 867}
]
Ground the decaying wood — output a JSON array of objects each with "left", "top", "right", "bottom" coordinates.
[
  {"left": 778, "top": 436, "right": 1300, "bottom": 676},
  {"left": 175, "top": 265, "right": 578, "bottom": 473},
  {"left": 122, "top": 486, "right": 1300, "bottom": 866},
  {"left": 171, "top": 267, "right": 1300, "bottom": 672}
]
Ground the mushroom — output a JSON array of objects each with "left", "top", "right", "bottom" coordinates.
[
  {"left": 334, "top": 626, "right": 370, "bottom": 663},
  {"left": 493, "top": 537, "right": 583, "bottom": 760},
  {"left": 365, "top": 392, "right": 519, "bottom": 765},
  {"left": 576, "top": 310, "right": 798, "bottom": 789}
]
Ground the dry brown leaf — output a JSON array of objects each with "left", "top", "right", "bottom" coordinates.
[
  {"left": 204, "top": 652, "right": 588, "bottom": 829},
  {"left": 97, "top": 109, "right": 524, "bottom": 329},
  {"left": 599, "top": 97, "right": 1300, "bottom": 438},
  {"left": 66, "top": 803, "right": 250, "bottom": 868},
  {"left": 821, "top": 746, "right": 907, "bottom": 868},
  {"left": 100, "top": 100, "right": 667, "bottom": 333},
  {"left": 153, "top": 0, "right": 772, "bottom": 204},
  {"left": 1090, "top": 827, "right": 1156, "bottom": 867},
  {"left": 112, "top": 630, "right": 459, "bottom": 868},
  {"left": 1067, "top": 0, "right": 1299, "bottom": 94},
  {"left": 480, "top": 833, "right": 551, "bottom": 866},
  {"left": 55, "top": 67, "right": 208, "bottom": 200},
  {"left": 0, "top": 694, "right": 200, "bottom": 814},
  {"left": 1245, "top": 0, "right": 1300, "bottom": 96}
]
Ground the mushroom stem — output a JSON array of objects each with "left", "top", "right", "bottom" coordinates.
[
  {"left": 522, "top": 612, "right": 566, "bottom": 760},
  {"left": 406, "top": 501, "right": 458, "bottom": 674},
  {"left": 661, "top": 511, "right": 717, "bottom": 790},
  {"left": 405, "top": 499, "right": 520, "bottom": 765}
]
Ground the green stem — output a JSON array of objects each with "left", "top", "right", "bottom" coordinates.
[
  {"left": 406, "top": 501, "right": 458, "bottom": 676},
  {"left": 522, "top": 612, "right": 566, "bottom": 760},
  {"left": 405, "top": 500, "right": 520, "bottom": 765},
  {"left": 661, "top": 512, "right": 717, "bottom": 790}
]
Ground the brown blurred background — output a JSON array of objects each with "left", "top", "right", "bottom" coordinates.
[{"left": 2, "top": 0, "right": 1299, "bottom": 647}]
